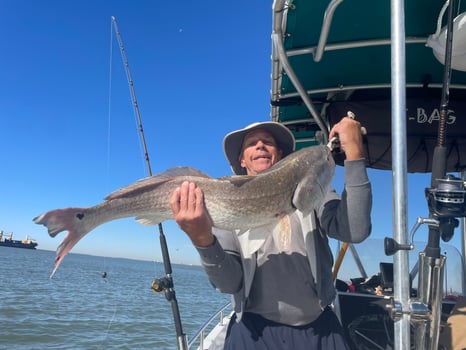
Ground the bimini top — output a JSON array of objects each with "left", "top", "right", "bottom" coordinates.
[{"left": 270, "top": 0, "right": 466, "bottom": 173}]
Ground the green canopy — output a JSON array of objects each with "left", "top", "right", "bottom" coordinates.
[{"left": 271, "top": 0, "right": 466, "bottom": 172}]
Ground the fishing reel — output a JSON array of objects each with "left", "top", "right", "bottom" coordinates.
[
  {"left": 426, "top": 175, "right": 466, "bottom": 217},
  {"left": 425, "top": 175, "right": 466, "bottom": 241},
  {"left": 151, "top": 276, "right": 173, "bottom": 293}
]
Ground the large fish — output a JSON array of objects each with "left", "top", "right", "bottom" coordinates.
[{"left": 34, "top": 145, "right": 335, "bottom": 277}]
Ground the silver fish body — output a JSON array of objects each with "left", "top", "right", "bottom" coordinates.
[{"left": 34, "top": 145, "right": 335, "bottom": 277}]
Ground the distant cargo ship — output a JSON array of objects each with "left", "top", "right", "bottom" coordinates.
[{"left": 0, "top": 230, "right": 38, "bottom": 249}]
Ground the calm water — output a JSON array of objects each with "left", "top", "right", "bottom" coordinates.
[{"left": 0, "top": 247, "right": 229, "bottom": 349}]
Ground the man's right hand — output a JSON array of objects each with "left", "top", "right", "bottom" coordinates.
[{"left": 170, "top": 181, "right": 215, "bottom": 247}]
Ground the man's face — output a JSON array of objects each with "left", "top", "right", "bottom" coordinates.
[{"left": 239, "top": 129, "right": 283, "bottom": 175}]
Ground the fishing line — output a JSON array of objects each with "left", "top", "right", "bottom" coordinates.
[
  {"left": 101, "top": 302, "right": 119, "bottom": 346},
  {"left": 101, "top": 295, "right": 119, "bottom": 347},
  {"left": 106, "top": 19, "right": 114, "bottom": 191},
  {"left": 98, "top": 20, "right": 124, "bottom": 345},
  {"left": 102, "top": 17, "right": 165, "bottom": 345},
  {"left": 102, "top": 15, "right": 112, "bottom": 291}
]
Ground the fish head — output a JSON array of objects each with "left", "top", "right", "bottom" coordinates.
[{"left": 292, "top": 146, "right": 335, "bottom": 215}]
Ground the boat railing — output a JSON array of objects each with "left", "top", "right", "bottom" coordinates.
[{"left": 187, "top": 302, "right": 232, "bottom": 350}]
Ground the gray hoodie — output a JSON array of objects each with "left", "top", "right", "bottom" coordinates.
[{"left": 196, "top": 158, "right": 372, "bottom": 321}]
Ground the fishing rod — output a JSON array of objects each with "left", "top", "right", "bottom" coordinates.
[
  {"left": 418, "top": 1, "right": 464, "bottom": 349},
  {"left": 111, "top": 16, "right": 188, "bottom": 350},
  {"left": 427, "top": 0, "right": 457, "bottom": 254}
]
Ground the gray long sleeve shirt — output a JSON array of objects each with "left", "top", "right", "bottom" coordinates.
[{"left": 196, "top": 158, "right": 372, "bottom": 323}]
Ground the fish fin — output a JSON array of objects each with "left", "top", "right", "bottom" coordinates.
[
  {"left": 33, "top": 208, "right": 93, "bottom": 278},
  {"left": 135, "top": 215, "right": 163, "bottom": 226},
  {"left": 219, "top": 175, "right": 257, "bottom": 187},
  {"left": 105, "top": 167, "right": 211, "bottom": 200},
  {"left": 160, "top": 166, "right": 211, "bottom": 178}
]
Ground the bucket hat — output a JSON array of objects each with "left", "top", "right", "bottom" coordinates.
[{"left": 223, "top": 121, "right": 295, "bottom": 175}]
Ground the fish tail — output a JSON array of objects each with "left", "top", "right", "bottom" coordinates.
[
  {"left": 50, "top": 235, "right": 77, "bottom": 278},
  {"left": 33, "top": 208, "right": 94, "bottom": 278}
]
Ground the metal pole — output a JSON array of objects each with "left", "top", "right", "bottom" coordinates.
[
  {"left": 390, "top": 0, "right": 411, "bottom": 348},
  {"left": 459, "top": 171, "right": 466, "bottom": 295},
  {"left": 462, "top": 171, "right": 466, "bottom": 295},
  {"left": 111, "top": 16, "right": 187, "bottom": 350}
]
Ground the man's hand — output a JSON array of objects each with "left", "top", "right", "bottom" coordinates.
[
  {"left": 329, "top": 116, "right": 364, "bottom": 161},
  {"left": 170, "top": 181, "right": 215, "bottom": 247}
]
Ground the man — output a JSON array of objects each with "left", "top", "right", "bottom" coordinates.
[{"left": 170, "top": 118, "right": 372, "bottom": 349}]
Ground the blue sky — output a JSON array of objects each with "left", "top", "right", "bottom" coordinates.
[{"left": 1, "top": 1, "right": 461, "bottom": 270}]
